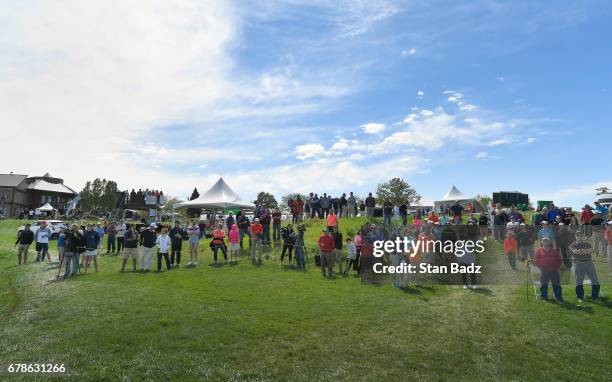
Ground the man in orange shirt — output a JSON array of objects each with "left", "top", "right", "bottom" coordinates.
[
  {"left": 504, "top": 231, "right": 518, "bottom": 270},
  {"left": 326, "top": 211, "right": 338, "bottom": 231},
  {"left": 427, "top": 211, "right": 439, "bottom": 224},
  {"left": 250, "top": 218, "right": 264, "bottom": 262}
]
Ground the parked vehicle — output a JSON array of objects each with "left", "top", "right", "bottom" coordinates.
[{"left": 17, "top": 220, "right": 66, "bottom": 240}]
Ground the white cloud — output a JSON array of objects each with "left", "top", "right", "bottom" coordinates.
[
  {"left": 488, "top": 139, "right": 511, "bottom": 146},
  {"left": 525, "top": 137, "right": 536, "bottom": 144},
  {"left": 294, "top": 144, "right": 326, "bottom": 159},
  {"left": 361, "top": 122, "right": 385, "bottom": 134},
  {"left": 401, "top": 48, "right": 416, "bottom": 56},
  {"left": 416, "top": 90, "right": 425, "bottom": 99},
  {"left": 474, "top": 151, "right": 498, "bottom": 160}
]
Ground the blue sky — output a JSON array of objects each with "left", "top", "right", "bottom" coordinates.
[{"left": 2, "top": 0, "right": 610, "bottom": 207}]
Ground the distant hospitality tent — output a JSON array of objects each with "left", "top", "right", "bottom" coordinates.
[
  {"left": 434, "top": 185, "right": 484, "bottom": 213},
  {"left": 38, "top": 202, "right": 55, "bottom": 212},
  {"left": 173, "top": 178, "right": 255, "bottom": 210}
]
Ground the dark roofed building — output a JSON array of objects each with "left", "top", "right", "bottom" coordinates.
[{"left": 0, "top": 172, "right": 77, "bottom": 218}]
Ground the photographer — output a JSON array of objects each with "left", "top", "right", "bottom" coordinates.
[
  {"left": 280, "top": 224, "right": 295, "bottom": 263},
  {"left": 295, "top": 224, "right": 306, "bottom": 270}
]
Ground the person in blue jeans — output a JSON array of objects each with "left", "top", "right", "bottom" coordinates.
[
  {"left": 63, "top": 225, "right": 85, "bottom": 278},
  {"left": 272, "top": 209, "right": 282, "bottom": 242},
  {"left": 382, "top": 200, "right": 393, "bottom": 226}
]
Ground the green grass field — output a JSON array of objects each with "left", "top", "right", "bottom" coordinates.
[{"left": 0, "top": 218, "right": 610, "bottom": 381}]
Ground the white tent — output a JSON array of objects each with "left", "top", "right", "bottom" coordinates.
[
  {"left": 38, "top": 202, "right": 55, "bottom": 211},
  {"left": 434, "top": 185, "right": 483, "bottom": 213},
  {"left": 174, "top": 178, "right": 255, "bottom": 210},
  {"left": 441, "top": 185, "right": 468, "bottom": 201}
]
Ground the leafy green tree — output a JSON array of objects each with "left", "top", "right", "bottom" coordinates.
[
  {"left": 280, "top": 193, "right": 307, "bottom": 210},
  {"left": 79, "top": 178, "right": 119, "bottom": 213},
  {"left": 255, "top": 191, "right": 278, "bottom": 209},
  {"left": 475, "top": 194, "right": 492, "bottom": 207},
  {"left": 375, "top": 177, "right": 421, "bottom": 205}
]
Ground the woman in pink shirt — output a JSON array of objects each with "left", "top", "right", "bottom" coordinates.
[{"left": 228, "top": 224, "right": 240, "bottom": 262}]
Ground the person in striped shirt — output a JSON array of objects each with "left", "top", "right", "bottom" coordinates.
[{"left": 569, "top": 230, "right": 600, "bottom": 305}]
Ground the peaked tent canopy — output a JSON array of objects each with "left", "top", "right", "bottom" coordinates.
[
  {"left": 38, "top": 203, "right": 55, "bottom": 211},
  {"left": 174, "top": 178, "right": 255, "bottom": 210},
  {"left": 441, "top": 185, "right": 468, "bottom": 201},
  {"left": 434, "top": 185, "right": 484, "bottom": 213}
]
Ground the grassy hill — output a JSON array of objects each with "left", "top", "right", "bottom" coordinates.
[{"left": 0, "top": 218, "right": 610, "bottom": 381}]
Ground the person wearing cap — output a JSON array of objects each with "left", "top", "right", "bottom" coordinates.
[
  {"left": 516, "top": 223, "right": 535, "bottom": 263},
  {"left": 35, "top": 220, "right": 52, "bottom": 263},
  {"left": 317, "top": 229, "right": 335, "bottom": 277},
  {"left": 121, "top": 224, "right": 139, "bottom": 272},
  {"left": 569, "top": 230, "right": 600, "bottom": 304},
  {"left": 186, "top": 220, "right": 200, "bottom": 266},
  {"left": 580, "top": 205, "right": 594, "bottom": 237},
  {"left": 503, "top": 230, "right": 518, "bottom": 270},
  {"left": 590, "top": 210, "right": 606, "bottom": 256},
  {"left": 534, "top": 237, "right": 563, "bottom": 302},
  {"left": 555, "top": 223, "right": 575, "bottom": 268},
  {"left": 169, "top": 221, "right": 185, "bottom": 268},
  {"left": 250, "top": 218, "right": 264, "bottom": 262},
  {"left": 15, "top": 223, "right": 34, "bottom": 265},
  {"left": 605, "top": 221, "right": 612, "bottom": 274},
  {"left": 364, "top": 192, "right": 376, "bottom": 219},
  {"left": 139, "top": 223, "right": 157, "bottom": 272},
  {"left": 83, "top": 224, "right": 101, "bottom": 273},
  {"left": 537, "top": 221, "right": 555, "bottom": 246}
]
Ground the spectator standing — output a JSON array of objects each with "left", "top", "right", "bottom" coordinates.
[
  {"left": 365, "top": 193, "right": 376, "bottom": 218},
  {"left": 15, "top": 223, "right": 34, "bottom": 264},
  {"left": 228, "top": 224, "right": 240, "bottom": 261},
  {"left": 116, "top": 220, "right": 126, "bottom": 254},
  {"left": 121, "top": 224, "right": 139, "bottom": 272},
  {"left": 106, "top": 222, "right": 116, "bottom": 255},
  {"left": 260, "top": 209, "right": 272, "bottom": 246},
  {"left": 156, "top": 228, "right": 171, "bottom": 272},
  {"left": 83, "top": 224, "right": 100, "bottom": 273},
  {"left": 226, "top": 212, "right": 235, "bottom": 232},
  {"left": 533, "top": 237, "right": 563, "bottom": 302},
  {"left": 139, "top": 223, "right": 157, "bottom": 272},
  {"left": 187, "top": 221, "right": 200, "bottom": 266},
  {"left": 169, "top": 221, "right": 185, "bottom": 268},
  {"left": 569, "top": 231, "right": 601, "bottom": 305},
  {"left": 35, "top": 221, "right": 52, "bottom": 263},
  {"left": 210, "top": 224, "right": 228, "bottom": 263},
  {"left": 250, "top": 218, "right": 264, "bottom": 262},
  {"left": 347, "top": 192, "right": 357, "bottom": 218},
  {"left": 236, "top": 212, "right": 251, "bottom": 250},
  {"left": 318, "top": 229, "right": 335, "bottom": 277},
  {"left": 382, "top": 200, "right": 393, "bottom": 226},
  {"left": 333, "top": 227, "right": 343, "bottom": 273},
  {"left": 272, "top": 209, "right": 282, "bottom": 243},
  {"left": 63, "top": 224, "right": 85, "bottom": 278}
]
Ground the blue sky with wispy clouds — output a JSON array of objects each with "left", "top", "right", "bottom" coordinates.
[{"left": 2, "top": 0, "right": 610, "bottom": 207}]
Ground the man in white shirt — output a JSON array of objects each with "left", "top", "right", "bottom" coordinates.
[{"left": 35, "top": 221, "right": 52, "bottom": 263}]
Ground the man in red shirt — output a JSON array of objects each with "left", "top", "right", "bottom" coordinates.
[
  {"left": 250, "top": 218, "right": 264, "bottom": 262},
  {"left": 318, "top": 229, "right": 335, "bottom": 277},
  {"left": 534, "top": 237, "right": 563, "bottom": 302}
]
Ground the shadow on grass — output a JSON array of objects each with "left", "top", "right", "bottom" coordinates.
[
  {"left": 472, "top": 287, "right": 494, "bottom": 296},
  {"left": 586, "top": 296, "right": 611, "bottom": 309},
  {"left": 208, "top": 262, "right": 226, "bottom": 268},
  {"left": 556, "top": 301, "right": 594, "bottom": 314}
]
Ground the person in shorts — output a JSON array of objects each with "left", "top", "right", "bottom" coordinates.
[
  {"left": 121, "top": 224, "right": 139, "bottom": 272},
  {"left": 228, "top": 223, "right": 240, "bottom": 261},
  {"left": 187, "top": 221, "right": 200, "bottom": 266},
  {"left": 83, "top": 224, "right": 100, "bottom": 273},
  {"left": 15, "top": 223, "right": 34, "bottom": 265},
  {"left": 35, "top": 221, "right": 52, "bottom": 263}
]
